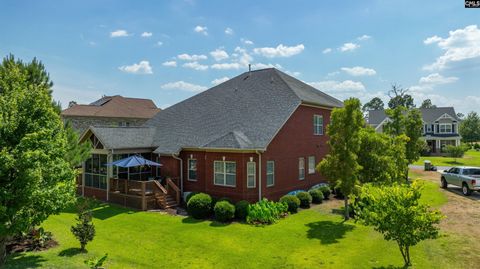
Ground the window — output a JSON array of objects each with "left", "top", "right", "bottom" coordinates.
[
  {"left": 118, "top": 121, "right": 130, "bottom": 127},
  {"left": 439, "top": 123, "right": 452, "bottom": 133},
  {"left": 266, "top": 161, "right": 275, "bottom": 187},
  {"left": 214, "top": 161, "right": 236, "bottom": 187},
  {"left": 308, "top": 156, "right": 316, "bottom": 174},
  {"left": 84, "top": 154, "right": 107, "bottom": 189},
  {"left": 247, "top": 162, "right": 256, "bottom": 188},
  {"left": 188, "top": 159, "right": 197, "bottom": 181},
  {"left": 313, "top": 115, "right": 324, "bottom": 135},
  {"left": 299, "top": 158, "right": 305, "bottom": 180},
  {"left": 427, "top": 125, "right": 432, "bottom": 133}
]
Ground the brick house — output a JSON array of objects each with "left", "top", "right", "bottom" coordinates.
[
  {"left": 78, "top": 68, "right": 343, "bottom": 208},
  {"left": 368, "top": 107, "right": 462, "bottom": 155},
  {"left": 61, "top": 95, "right": 161, "bottom": 133}
]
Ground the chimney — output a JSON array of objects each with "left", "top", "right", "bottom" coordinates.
[{"left": 248, "top": 64, "right": 251, "bottom": 72}]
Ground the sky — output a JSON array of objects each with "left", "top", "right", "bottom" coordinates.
[{"left": 1, "top": 0, "right": 479, "bottom": 114}]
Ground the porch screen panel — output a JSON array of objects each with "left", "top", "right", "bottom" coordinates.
[{"left": 84, "top": 153, "right": 108, "bottom": 189}]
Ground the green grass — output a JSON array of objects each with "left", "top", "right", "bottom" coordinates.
[
  {"left": 5, "top": 184, "right": 465, "bottom": 269},
  {"left": 414, "top": 150, "right": 480, "bottom": 167}
]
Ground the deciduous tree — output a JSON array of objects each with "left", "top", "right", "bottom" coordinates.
[
  {"left": 420, "top": 99, "right": 436, "bottom": 109},
  {"left": 387, "top": 84, "right": 415, "bottom": 109},
  {"left": 0, "top": 55, "right": 86, "bottom": 264},
  {"left": 459, "top": 111, "right": 480, "bottom": 143},
  {"left": 318, "top": 98, "right": 363, "bottom": 220},
  {"left": 362, "top": 97, "right": 384, "bottom": 112}
]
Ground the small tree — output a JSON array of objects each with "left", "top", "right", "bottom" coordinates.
[
  {"left": 404, "top": 109, "right": 424, "bottom": 179},
  {"left": 71, "top": 199, "right": 96, "bottom": 251},
  {"left": 355, "top": 181, "right": 443, "bottom": 267},
  {"left": 445, "top": 145, "right": 469, "bottom": 163},
  {"left": 85, "top": 253, "right": 108, "bottom": 269},
  {"left": 318, "top": 98, "right": 363, "bottom": 220}
]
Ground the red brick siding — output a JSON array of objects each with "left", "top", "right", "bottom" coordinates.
[{"left": 261, "top": 105, "right": 331, "bottom": 201}]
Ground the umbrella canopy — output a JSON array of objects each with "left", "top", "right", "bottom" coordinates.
[{"left": 105, "top": 155, "right": 162, "bottom": 168}]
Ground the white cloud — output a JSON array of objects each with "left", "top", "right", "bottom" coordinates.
[
  {"left": 155, "top": 41, "right": 163, "bottom": 47},
  {"left": 253, "top": 44, "right": 305, "bottom": 58},
  {"left": 162, "top": 61, "right": 177, "bottom": 67},
  {"left": 225, "top": 27, "right": 234, "bottom": 35},
  {"left": 251, "top": 63, "right": 282, "bottom": 69},
  {"left": 357, "top": 35, "right": 371, "bottom": 41},
  {"left": 242, "top": 39, "right": 254, "bottom": 45},
  {"left": 141, "top": 32, "right": 153, "bottom": 38},
  {"left": 110, "top": 29, "right": 129, "bottom": 37},
  {"left": 419, "top": 73, "right": 458, "bottom": 85},
  {"left": 423, "top": 25, "right": 480, "bottom": 70},
  {"left": 210, "top": 48, "right": 229, "bottom": 61},
  {"left": 118, "top": 60, "right": 153, "bottom": 74},
  {"left": 194, "top": 25, "right": 208, "bottom": 36},
  {"left": 161, "top": 81, "right": 207, "bottom": 92},
  {"left": 309, "top": 80, "right": 365, "bottom": 92},
  {"left": 211, "top": 62, "right": 242, "bottom": 70},
  {"left": 211, "top": 47, "right": 253, "bottom": 70},
  {"left": 339, "top": 42, "right": 360, "bottom": 52},
  {"left": 182, "top": 61, "right": 208, "bottom": 71},
  {"left": 177, "top": 53, "right": 208, "bottom": 61},
  {"left": 322, "top": 48, "right": 332, "bottom": 54},
  {"left": 211, "top": 77, "right": 230, "bottom": 85},
  {"left": 285, "top": 70, "right": 301, "bottom": 77},
  {"left": 423, "top": 35, "right": 442, "bottom": 45},
  {"left": 341, "top": 66, "right": 377, "bottom": 76}
]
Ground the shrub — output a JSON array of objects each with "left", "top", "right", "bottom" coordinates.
[
  {"left": 235, "top": 200, "right": 250, "bottom": 220},
  {"left": 309, "top": 189, "right": 324, "bottom": 204},
  {"left": 85, "top": 253, "right": 108, "bottom": 269},
  {"left": 333, "top": 186, "right": 345, "bottom": 199},
  {"left": 474, "top": 143, "right": 480, "bottom": 150},
  {"left": 318, "top": 186, "right": 331, "bottom": 200},
  {"left": 445, "top": 144, "right": 469, "bottom": 162},
  {"left": 247, "top": 199, "right": 288, "bottom": 225},
  {"left": 279, "top": 195, "right": 300, "bottom": 213},
  {"left": 214, "top": 201, "right": 235, "bottom": 222},
  {"left": 187, "top": 193, "right": 212, "bottom": 219},
  {"left": 218, "top": 197, "right": 234, "bottom": 204},
  {"left": 185, "top": 191, "right": 199, "bottom": 203},
  {"left": 296, "top": 192, "right": 312, "bottom": 208},
  {"left": 71, "top": 199, "right": 95, "bottom": 251}
]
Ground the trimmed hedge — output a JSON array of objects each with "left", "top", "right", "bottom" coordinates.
[
  {"left": 296, "top": 192, "right": 312, "bottom": 208},
  {"left": 279, "top": 195, "right": 301, "bottom": 213},
  {"left": 185, "top": 191, "right": 199, "bottom": 203},
  {"left": 235, "top": 200, "right": 250, "bottom": 220},
  {"left": 318, "top": 186, "right": 331, "bottom": 200},
  {"left": 214, "top": 201, "right": 235, "bottom": 222},
  {"left": 309, "top": 189, "right": 324, "bottom": 204},
  {"left": 187, "top": 193, "right": 212, "bottom": 219}
]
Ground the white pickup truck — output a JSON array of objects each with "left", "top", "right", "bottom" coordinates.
[{"left": 441, "top": 167, "right": 480, "bottom": 196}]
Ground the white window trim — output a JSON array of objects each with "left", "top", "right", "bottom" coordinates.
[
  {"left": 313, "top": 115, "right": 324, "bottom": 135},
  {"left": 308, "top": 156, "right": 316, "bottom": 174},
  {"left": 246, "top": 162, "right": 256, "bottom": 188},
  {"left": 439, "top": 123, "right": 452, "bottom": 134},
  {"left": 299, "top": 157, "right": 305, "bottom": 180},
  {"left": 187, "top": 159, "right": 197, "bottom": 181},
  {"left": 266, "top": 161, "right": 275, "bottom": 187},
  {"left": 213, "top": 161, "right": 236, "bottom": 187}
]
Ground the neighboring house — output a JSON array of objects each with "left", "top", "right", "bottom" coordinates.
[
  {"left": 368, "top": 107, "right": 461, "bottom": 154},
  {"left": 78, "top": 68, "right": 343, "bottom": 209},
  {"left": 61, "top": 95, "right": 161, "bottom": 133}
]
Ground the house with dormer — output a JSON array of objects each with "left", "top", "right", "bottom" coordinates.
[{"left": 368, "top": 107, "right": 462, "bottom": 155}]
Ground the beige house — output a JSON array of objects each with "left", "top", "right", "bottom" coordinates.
[{"left": 61, "top": 95, "right": 161, "bottom": 133}]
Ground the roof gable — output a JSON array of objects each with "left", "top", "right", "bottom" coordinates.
[{"left": 368, "top": 107, "right": 460, "bottom": 125}]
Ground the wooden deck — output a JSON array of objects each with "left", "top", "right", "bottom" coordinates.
[{"left": 108, "top": 178, "right": 180, "bottom": 210}]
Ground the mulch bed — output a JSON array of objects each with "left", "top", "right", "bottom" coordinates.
[{"left": 6, "top": 231, "right": 58, "bottom": 254}]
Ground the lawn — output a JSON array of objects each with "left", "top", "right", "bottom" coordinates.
[
  {"left": 414, "top": 150, "right": 480, "bottom": 167},
  {"left": 5, "top": 179, "right": 470, "bottom": 269}
]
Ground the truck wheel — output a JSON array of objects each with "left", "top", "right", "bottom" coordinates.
[
  {"left": 462, "top": 183, "right": 472, "bottom": 196},
  {"left": 441, "top": 178, "right": 448, "bottom": 189}
]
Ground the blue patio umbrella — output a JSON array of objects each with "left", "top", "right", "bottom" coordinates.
[{"left": 105, "top": 155, "right": 162, "bottom": 168}]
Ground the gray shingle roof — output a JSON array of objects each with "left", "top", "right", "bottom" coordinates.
[
  {"left": 145, "top": 68, "right": 343, "bottom": 154},
  {"left": 89, "top": 126, "right": 156, "bottom": 150},
  {"left": 368, "top": 107, "right": 460, "bottom": 125}
]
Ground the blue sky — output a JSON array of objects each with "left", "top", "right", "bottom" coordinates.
[{"left": 1, "top": 0, "right": 479, "bottom": 113}]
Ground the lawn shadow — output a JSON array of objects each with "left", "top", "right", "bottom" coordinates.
[
  {"left": 209, "top": 221, "right": 230, "bottom": 227},
  {"left": 372, "top": 265, "right": 407, "bottom": 269},
  {"left": 92, "top": 204, "right": 135, "bottom": 220},
  {"left": 181, "top": 216, "right": 206, "bottom": 224},
  {"left": 58, "top": 247, "right": 85, "bottom": 257},
  {"left": 305, "top": 220, "right": 355, "bottom": 244},
  {"left": 6, "top": 253, "right": 47, "bottom": 268}
]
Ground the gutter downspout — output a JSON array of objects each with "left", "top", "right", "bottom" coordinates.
[
  {"left": 172, "top": 153, "right": 184, "bottom": 197},
  {"left": 256, "top": 150, "right": 263, "bottom": 202}
]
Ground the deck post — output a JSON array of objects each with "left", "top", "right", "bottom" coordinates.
[
  {"left": 106, "top": 153, "right": 113, "bottom": 201},
  {"left": 141, "top": 181, "right": 146, "bottom": 210}
]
